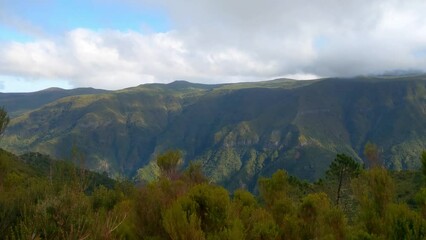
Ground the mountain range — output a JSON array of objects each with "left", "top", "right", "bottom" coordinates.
[{"left": 1, "top": 75, "right": 426, "bottom": 191}]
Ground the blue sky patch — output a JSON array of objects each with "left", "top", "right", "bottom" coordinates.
[
  {"left": 0, "top": 76, "right": 72, "bottom": 93},
  {"left": 1, "top": 0, "right": 171, "bottom": 40},
  {"left": 0, "top": 25, "right": 35, "bottom": 42}
]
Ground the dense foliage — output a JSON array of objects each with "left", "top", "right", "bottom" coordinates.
[
  {"left": 2, "top": 148, "right": 426, "bottom": 239},
  {"left": 0, "top": 106, "right": 9, "bottom": 136}
]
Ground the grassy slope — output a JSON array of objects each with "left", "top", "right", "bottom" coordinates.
[{"left": 2, "top": 82, "right": 212, "bottom": 175}]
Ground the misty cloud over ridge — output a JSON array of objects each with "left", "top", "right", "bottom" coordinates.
[{"left": 1, "top": 0, "right": 426, "bottom": 90}]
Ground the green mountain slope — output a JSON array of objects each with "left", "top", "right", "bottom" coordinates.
[
  {"left": 1, "top": 77, "right": 426, "bottom": 190},
  {"left": 0, "top": 87, "right": 108, "bottom": 117}
]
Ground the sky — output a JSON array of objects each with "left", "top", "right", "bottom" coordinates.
[{"left": 1, "top": 0, "right": 426, "bottom": 92}]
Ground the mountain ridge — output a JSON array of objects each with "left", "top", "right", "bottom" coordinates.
[
  {"left": 0, "top": 87, "right": 109, "bottom": 118},
  {"left": 1, "top": 76, "right": 426, "bottom": 190}
]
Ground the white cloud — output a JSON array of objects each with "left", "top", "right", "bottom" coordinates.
[
  {"left": 0, "top": 29, "right": 193, "bottom": 89},
  {"left": 1, "top": 0, "right": 426, "bottom": 90},
  {"left": 0, "top": 28, "right": 290, "bottom": 89},
  {"left": 147, "top": 0, "right": 426, "bottom": 76}
]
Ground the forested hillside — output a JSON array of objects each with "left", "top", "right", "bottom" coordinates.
[{"left": 1, "top": 76, "right": 426, "bottom": 190}]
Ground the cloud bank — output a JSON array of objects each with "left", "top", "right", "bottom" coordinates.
[{"left": 1, "top": 0, "right": 426, "bottom": 90}]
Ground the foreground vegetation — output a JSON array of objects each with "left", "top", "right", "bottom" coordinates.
[{"left": 2, "top": 148, "right": 426, "bottom": 239}]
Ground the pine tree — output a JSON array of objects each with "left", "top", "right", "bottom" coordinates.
[{"left": 326, "top": 154, "right": 361, "bottom": 206}]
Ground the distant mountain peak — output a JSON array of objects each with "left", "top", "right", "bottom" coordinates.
[
  {"left": 166, "top": 80, "right": 219, "bottom": 90},
  {"left": 168, "top": 80, "right": 193, "bottom": 86},
  {"left": 39, "top": 87, "right": 65, "bottom": 92},
  {"left": 170, "top": 80, "right": 190, "bottom": 83}
]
